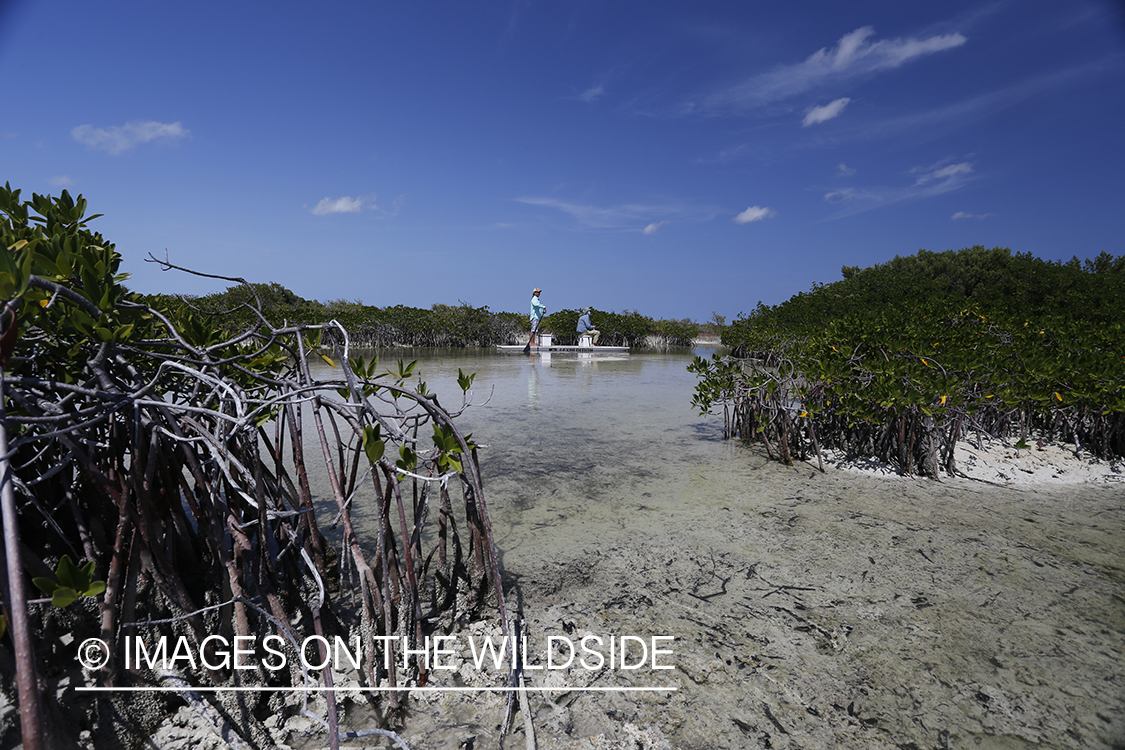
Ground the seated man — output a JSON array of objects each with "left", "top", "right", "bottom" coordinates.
[{"left": 576, "top": 307, "right": 600, "bottom": 346}]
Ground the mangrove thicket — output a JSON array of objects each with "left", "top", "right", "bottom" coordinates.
[
  {"left": 691, "top": 246, "right": 1125, "bottom": 476},
  {"left": 0, "top": 185, "right": 516, "bottom": 749}
]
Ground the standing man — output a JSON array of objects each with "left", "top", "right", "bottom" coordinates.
[
  {"left": 524, "top": 287, "right": 546, "bottom": 353},
  {"left": 576, "top": 307, "right": 600, "bottom": 346}
]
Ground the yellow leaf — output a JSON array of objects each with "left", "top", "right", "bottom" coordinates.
[
  {"left": 320, "top": 354, "right": 336, "bottom": 368},
  {"left": 1054, "top": 392, "right": 1062, "bottom": 401},
  {"left": 940, "top": 395, "right": 947, "bottom": 405}
]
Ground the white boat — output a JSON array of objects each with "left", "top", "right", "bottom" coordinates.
[{"left": 496, "top": 333, "right": 628, "bottom": 354}]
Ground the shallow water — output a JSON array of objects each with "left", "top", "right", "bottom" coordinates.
[
  {"left": 302, "top": 348, "right": 1124, "bottom": 750},
  {"left": 307, "top": 346, "right": 745, "bottom": 559}
]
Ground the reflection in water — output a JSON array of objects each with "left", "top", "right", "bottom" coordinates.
[{"left": 527, "top": 357, "right": 540, "bottom": 409}]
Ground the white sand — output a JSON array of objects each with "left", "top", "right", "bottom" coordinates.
[{"left": 820, "top": 434, "right": 1125, "bottom": 486}]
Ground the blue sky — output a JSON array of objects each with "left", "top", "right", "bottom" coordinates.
[{"left": 2, "top": 1, "right": 1123, "bottom": 322}]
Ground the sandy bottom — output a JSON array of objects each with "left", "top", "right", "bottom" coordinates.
[{"left": 300, "top": 440, "right": 1123, "bottom": 750}]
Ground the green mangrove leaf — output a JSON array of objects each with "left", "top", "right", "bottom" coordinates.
[
  {"left": 56, "top": 554, "right": 80, "bottom": 590},
  {"left": 51, "top": 587, "right": 79, "bottom": 608},
  {"left": 363, "top": 424, "right": 385, "bottom": 464}
]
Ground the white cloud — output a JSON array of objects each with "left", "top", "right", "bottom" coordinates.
[
  {"left": 579, "top": 86, "right": 605, "bottom": 103},
  {"left": 807, "top": 26, "right": 967, "bottom": 74},
  {"left": 312, "top": 196, "right": 365, "bottom": 215},
  {"left": 733, "top": 206, "right": 775, "bottom": 224},
  {"left": 311, "top": 195, "right": 403, "bottom": 217},
  {"left": 803, "top": 97, "right": 851, "bottom": 126},
  {"left": 49, "top": 176, "right": 73, "bottom": 187},
  {"left": 951, "top": 211, "right": 994, "bottom": 220},
  {"left": 837, "top": 163, "right": 857, "bottom": 176},
  {"left": 71, "top": 121, "right": 189, "bottom": 155},
  {"left": 643, "top": 221, "right": 669, "bottom": 235},
  {"left": 698, "top": 26, "right": 966, "bottom": 113}
]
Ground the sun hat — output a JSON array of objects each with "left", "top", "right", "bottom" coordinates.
[{"left": 533, "top": 288, "right": 541, "bottom": 293}]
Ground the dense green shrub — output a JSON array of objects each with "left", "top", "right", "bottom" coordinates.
[
  {"left": 726, "top": 246, "right": 1124, "bottom": 347},
  {"left": 696, "top": 246, "right": 1125, "bottom": 475}
]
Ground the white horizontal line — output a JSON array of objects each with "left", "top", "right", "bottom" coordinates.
[{"left": 76, "top": 686, "right": 677, "bottom": 693}]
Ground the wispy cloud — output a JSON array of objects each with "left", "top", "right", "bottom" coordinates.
[
  {"left": 951, "top": 211, "right": 994, "bottom": 220},
  {"left": 912, "top": 160, "right": 973, "bottom": 185},
  {"left": 573, "top": 66, "right": 623, "bottom": 104},
  {"left": 692, "top": 142, "right": 757, "bottom": 165},
  {"left": 71, "top": 121, "right": 189, "bottom": 155},
  {"left": 579, "top": 86, "right": 605, "bottom": 103},
  {"left": 823, "top": 159, "right": 977, "bottom": 219},
  {"left": 801, "top": 58, "right": 1120, "bottom": 148},
  {"left": 837, "top": 163, "right": 857, "bottom": 176},
  {"left": 49, "top": 176, "right": 73, "bottom": 187},
  {"left": 824, "top": 189, "right": 856, "bottom": 205},
  {"left": 516, "top": 196, "right": 719, "bottom": 231},
  {"left": 733, "top": 206, "right": 775, "bottom": 224},
  {"left": 694, "top": 26, "right": 966, "bottom": 114},
  {"left": 311, "top": 195, "right": 403, "bottom": 217},
  {"left": 803, "top": 97, "right": 851, "bottom": 126}
]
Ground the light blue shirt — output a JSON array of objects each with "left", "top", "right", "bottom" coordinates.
[
  {"left": 530, "top": 295, "right": 545, "bottom": 320},
  {"left": 577, "top": 312, "right": 593, "bottom": 333}
]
